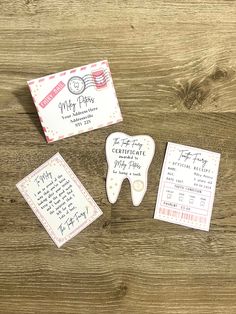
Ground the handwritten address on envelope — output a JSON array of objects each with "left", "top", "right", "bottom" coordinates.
[{"left": 16, "top": 153, "right": 102, "bottom": 247}]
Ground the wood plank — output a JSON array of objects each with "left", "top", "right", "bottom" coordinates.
[
  {"left": 0, "top": 1, "right": 235, "bottom": 313},
  {"left": 0, "top": 1, "right": 236, "bottom": 112}
]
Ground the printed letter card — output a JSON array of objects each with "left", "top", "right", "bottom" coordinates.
[
  {"left": 154, "top": 142, "right": 220, "bottom": 231},
  {"left": 27, "top": 60, "right": 122, "bottom": 143},
  {"left": 16, "top": 153, "right": 103, "bottom": 247}
]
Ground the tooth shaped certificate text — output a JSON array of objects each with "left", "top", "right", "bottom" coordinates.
[{"left": 105, "top": 132, "right": 155, "bottom": 206}]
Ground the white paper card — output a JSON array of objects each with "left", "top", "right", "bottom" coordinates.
[
  {"left": 154, "top": 142, "right": 220, "bottom": 231},
  {"left": 27, "top": 60, "right": 122, "bottom": 143},
  {"left": 106, "top": 132, "right": 155, "bottom": 206},
  {"left": 16, "top": 153, "right": 103, "bottom": 247}
]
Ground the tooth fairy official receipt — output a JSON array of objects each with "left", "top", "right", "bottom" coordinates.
[
  {"left": 27, "top": 60, "right": 122, "bottom": 143},
  {"left": 154, "top": 143, "right": 220, "bottom": 231},
  {"left": 16, "top": 153, "right": 103, "bottom": 247}
]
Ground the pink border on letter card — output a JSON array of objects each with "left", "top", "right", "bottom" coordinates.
[{"left": 16, "top": 153, "right": 103, "bottom": 247}]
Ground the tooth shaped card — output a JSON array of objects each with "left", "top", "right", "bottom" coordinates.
[
  {"left": 27, "top": 60, "right": 123, "bottom": 143},
  {"left": 106, "top": 132, "right": 155, "bottom": 206},
  {"left": 16, "top": 153, "right": 103, "bottom": 247}
]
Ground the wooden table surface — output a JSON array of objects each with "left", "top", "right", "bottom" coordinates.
[{"left": 0, "top": 1, "right": 236, "bottom": 313}]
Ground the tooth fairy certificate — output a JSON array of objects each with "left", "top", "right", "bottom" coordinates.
[
  {"left": 105, "top": 132, "right": 155, "bottom": 206},
  {"left": 27, "top": 60, "right": 123, "bottom": 143}
]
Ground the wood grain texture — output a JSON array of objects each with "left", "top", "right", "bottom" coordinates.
[{"left": 0, "top": 1, "right": 236, "bottom": 313}]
